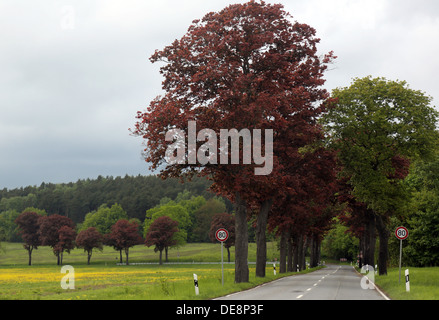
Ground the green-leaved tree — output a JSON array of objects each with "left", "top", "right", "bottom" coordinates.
[
  {"left": 80, "top": 203, "right": 128, "bottom": 235},
  {"left": 322, "top": 76, "right": 439, "bottom": 274}
]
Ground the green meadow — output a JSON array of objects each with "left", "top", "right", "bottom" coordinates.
[{"left": 0, "top": 241, "right": 317, "bottom": 300}]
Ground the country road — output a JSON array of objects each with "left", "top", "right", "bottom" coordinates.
[{"left": 216, "top": 264, "right": 389, "bottom": 300}]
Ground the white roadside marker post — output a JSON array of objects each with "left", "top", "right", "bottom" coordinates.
[
  {"left": 405, "top": 269, "right": 410, "bottom": 292},
  {"left": 193, "top": 273, "right": 199, "bottom": 295}
]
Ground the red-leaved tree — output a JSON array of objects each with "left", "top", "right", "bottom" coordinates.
[
  {"left": 15, "top": 211, "right": 42, "bottom": 265},
  {"left": 133, "top": 0, "right": 334, "bottom": 282},
  {"left": 55, "top": 225, "right": 77, "bottom": 265},
  {"left": 38, "top": 214, "right": 75, "bottom": 265},
  {"left": 268, "top": 142, "right": 339, "bottom": 272},
  {"left": 145, "top": 216, "right": 179, "bottom": 265},
  {"left": 106, "top": 219, "right": 143, "bottom": 265},
  {"left": 76, "top": 227, "right": 103, "bottom": 265}
]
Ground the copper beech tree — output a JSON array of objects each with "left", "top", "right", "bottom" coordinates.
[
  {"left": 15, "top": 211, "right": 42, "bottom": 266},
  {"left": 268, "top": 142, "right": 339, "bottom": 273},
  {"left": 133, "top": 1, "right": 335, "bottom": 282},
  {"left": 106, "top": 219, "right": 143, "bottom": 265},
  {"left": 76, "top": 227, "right": 104, "bottom": 265},
  {"left": 38, "top": 214, "right": 76, "bottom": 265},
  {"left": 145, "top": 216, "right": 179, "bottom": 265}
]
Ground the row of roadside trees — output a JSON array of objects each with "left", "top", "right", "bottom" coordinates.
[
  {"left": 132, "top": 1, "right": 439, "bottom": 281},
  {"left": 14, "top": 204, "right": 236, "bottom": 266},
  {"left": 14, "top": 209, "right": 142, "bottom": 265}
]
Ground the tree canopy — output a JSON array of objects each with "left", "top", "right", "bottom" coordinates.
[
  {"left": 0, "top": 175, "right": 214, "bottom": 224},
  {"left": 322, "top": 76, "right": 438, "bottom": 213},
  {"left": 76, "top": 227, "right": 104, "bottom": 265},
  {"left": 321, "top": 76, "right": 439, "bottom": 274},
  {"left": 145, "top": 216, "right": 179, "bottom": 265},
  {"left": 38, "top": 214, "right": 75, "bottom": 265},
  {"left": 80, "top": 203, "right": 128, "bottom": 235},
  {"left": 133, "top": 0, "right": 335, "bottom": 283}
]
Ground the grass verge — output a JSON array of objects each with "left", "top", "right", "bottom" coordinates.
[{"left": 374, "top": 266, "right": 439, "bottom": 300}]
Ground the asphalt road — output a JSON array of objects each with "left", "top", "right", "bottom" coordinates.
[{"left": 216, "top": 264, "right": 388, "bottom": 300}]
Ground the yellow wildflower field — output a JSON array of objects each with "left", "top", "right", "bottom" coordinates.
[
  {"left": 0, "top": 243, "right": 287, "bottom": 300},
  {"left": 0, "top": 264, "right": 240, "bottom": 300}
]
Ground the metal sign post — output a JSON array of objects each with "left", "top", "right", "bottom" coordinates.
[
  {"left": 395, "top": 226, "right": 408, "bottom": 283},
  {"left": 215, "top": 228, "right": 229, "bottom": 286},
  {"left": 221, "top": 241, "right": 224, "bottom": 286}
]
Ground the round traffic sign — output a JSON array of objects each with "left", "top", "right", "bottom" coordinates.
[
  {"left": 215, "top": 228, "right": 229, "bottom": 242},
  {"left": 395, "top": 226, "right": 408, "bottom": 240}
]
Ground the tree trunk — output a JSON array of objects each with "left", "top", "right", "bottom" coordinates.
[
  {"left": 255, "top": 198, "right": 273, "bottom": 277},
  {"left": 363, "top": 210, "right": 376, "bottom": 266},
  {"left": 375, "top": 215, "right": 389, "bottom": 275},
  {"left": 279, "top": 231, "right": 287, "bottom": 273},
  {"left": 125, "top": 248, "right": 129, "bottom": 265},
  {"left": 287, "top": 235, "right": 293, "bottom": 272},
  {"left": 227, "top": 247, "right": 231, "bottom": 263},
  {"left": 165, "top": 247, "right": 169, "bottom": 262},
  {"left": 310, "top": 234, "right": 321, "bottom": 268},
  {"left": 317, "top": 240, "right": 321, "bottom": 265},
  {"left": 28, "top": 247, "right": 33, "bottom": 266},
  {"left": 292, "top": 234, "right": 299, "bottom": 272},
  {"left": 302, "top": 236, "right": 308, "bottom": 270},
  {"left": 159, "top": 249, "right": 163, "bottom": 265},
  {"left": 87, "top": 250, "right": 92, "bottom": 265},
  {"left": 234, "top": 192, "right": 249, "bottom": 283},
  {"left": 309, "top": 235, "right": 316, "bottom": 268},
  {"left": 297, "top": 234, "right": 304, "bottom": 271},
  {"left": 119, "top": 249, "right": 123, "bottom": 264},
  {"left": 309, "top": 236, "right": 315, "bottom": 267}
]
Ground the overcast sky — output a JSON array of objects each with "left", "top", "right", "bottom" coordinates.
[{"left": 0, "top": 0, "right": 438, "bottom": 189}]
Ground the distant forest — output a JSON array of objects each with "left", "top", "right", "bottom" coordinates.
[{"left": 0, "top": 175, "right": 226, "bottom": 224}]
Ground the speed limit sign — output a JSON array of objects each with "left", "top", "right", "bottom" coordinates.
[
  {"left": 215, "top": 228, "right": 229, "bottom": 242},
  {"left": 395, "top": 226, "right": 408, "bottom": 284},
  {"left": 395, "top": 226, "right": 408, "bottom": 240},
  {"left": 215, "top": 228, "right": 229, "bottom": 287}
]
